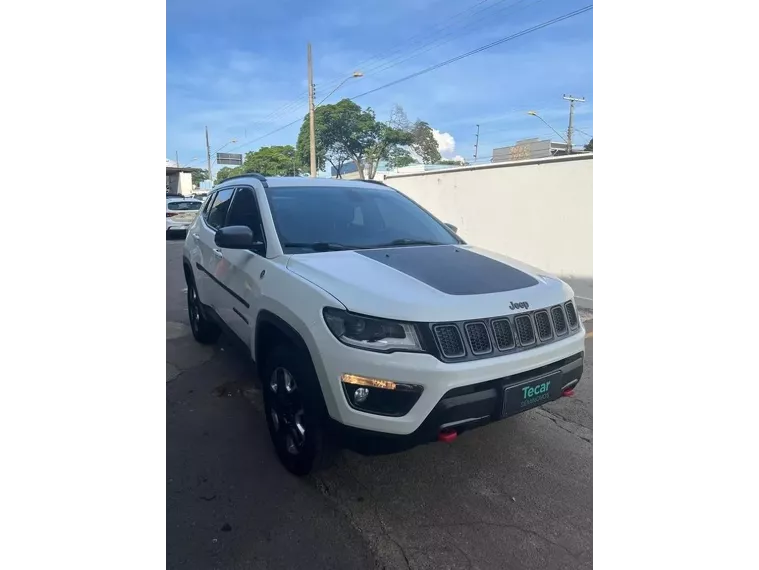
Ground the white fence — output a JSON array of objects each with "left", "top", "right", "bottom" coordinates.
[{"left": 385, "top": 154, "right": 593, "bottom": 307}]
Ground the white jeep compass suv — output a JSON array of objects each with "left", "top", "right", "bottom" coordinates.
[{"left": 182, "top": 174, "right": 585, "bottom": 475}]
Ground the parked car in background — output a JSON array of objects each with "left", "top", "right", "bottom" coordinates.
[{"left": 166, "top": 198, "right": 203, "bottom": 235}]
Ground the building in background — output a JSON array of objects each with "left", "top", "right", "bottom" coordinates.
[
  {"left": 166, "top": 165, "right": 195, "bottom": 196},
  {"left": 492, "top": 138, "right": 590, "bottom": 164}
]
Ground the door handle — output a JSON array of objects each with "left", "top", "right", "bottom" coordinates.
[
  {"left": 212, "top": 249, "right": 223, "bottom": 258},
  {"left": 192, "top": 233, "right": 200, "bottom": 241}
]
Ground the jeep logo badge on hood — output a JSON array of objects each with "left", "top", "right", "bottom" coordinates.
[{"left": 509, "top": 301, "right": 529, "bottom": 310}]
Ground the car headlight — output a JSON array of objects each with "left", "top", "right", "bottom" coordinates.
[{"left": 322, "top": 308, "right": 423, "bottom": 353}]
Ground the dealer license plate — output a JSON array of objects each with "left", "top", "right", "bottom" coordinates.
[{"left": 501, "top": 371, "right": 563, "bottom": 417}]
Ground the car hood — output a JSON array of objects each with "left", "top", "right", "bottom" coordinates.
[{"left": 286, "top": 244, "right": 573, "bottom": 322}]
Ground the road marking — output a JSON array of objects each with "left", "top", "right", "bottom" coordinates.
[{"left": 585, "top": 331, "right": 593, "bottom": 339}]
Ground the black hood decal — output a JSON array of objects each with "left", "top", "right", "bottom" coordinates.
[{"left": 356, "top": 246, "right": 539, "bottom": 295}]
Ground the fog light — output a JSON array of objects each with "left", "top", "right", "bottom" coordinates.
[
  {"left": 341, "top": 373, "right": 424, "bottom": 417},
  {"left": 354, "top": 387, "right": 369, "bottom": 403}
]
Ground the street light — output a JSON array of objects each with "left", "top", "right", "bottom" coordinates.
[
  {"left": 527, "top": 111, "right": 568, "bottom": 146},
  {"left": 316, "top": 71, "right": 364, "bottom": 108},
  {"left": 307, "top": 44, "right": 364, "bottom": 177},
  {"left": 215, "top": 139, "right": 238, "bottom": 153}
]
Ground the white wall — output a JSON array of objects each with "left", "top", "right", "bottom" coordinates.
[{"left": 385, "top": 154, "right": 593, "bottom": 307}]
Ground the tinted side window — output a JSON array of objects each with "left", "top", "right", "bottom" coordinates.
[
  {"left": 201, "top": 192, "right": 216, "bottom": 221},
  {"left": 206, "top": 188, "right": 234, "bottom": 229},
  {"left": 225, "top": 187, "right": 265, "bottom": 241}
]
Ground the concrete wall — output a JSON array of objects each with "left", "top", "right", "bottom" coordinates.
[{"left": 385, "top": 154, "right": 593, "bottom": 307}]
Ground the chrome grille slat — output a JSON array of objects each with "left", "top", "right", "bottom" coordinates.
[{"left": 464, "top": 322, "right": 492, "bottom": 355}]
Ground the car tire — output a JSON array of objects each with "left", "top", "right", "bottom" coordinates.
[
  {"left": 187, "top": 279, "right": 220, "bottom": 344},
  {"left": 262, "top": 344, "right": 338, "bottom": 476}
]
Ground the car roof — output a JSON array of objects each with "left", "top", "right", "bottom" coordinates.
[
  {"left": 216, "top": 175, "right": 395, "bottom": 192},
  {"left": 166, "top": 197, "right": 202, "bottom": 203}
]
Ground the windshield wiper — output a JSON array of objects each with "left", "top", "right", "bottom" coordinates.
[
  {"left": 281, "top": 242, "right": 366, "bottom": 252},
  {"left": 369, "top": 239, "right": 446, "bottom": 248}
]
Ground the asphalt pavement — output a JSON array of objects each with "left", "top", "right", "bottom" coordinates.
[{"left": 166, "top": 237, "right": 593, "bottom": 569}]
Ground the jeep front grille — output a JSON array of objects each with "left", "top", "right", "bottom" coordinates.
[
  {"left": 433, "top": 324, "right": 466, "bottom": 358},
  {"left": 464, "top": 322, "right": 492, "bottom": 355},
  {"left": 430, "top": 302, "right": 581, "bottom": 361},
  {"left": 514, "top": 315, "right": 536, "bottom": 346},
  {"left": 534, "top": 311, "right": 553, "bottom": 341},
  {"left": 551, "top": 305, "right": 568, "bottom": 335},
  {"left": 565, "top": 301, "right": 578, "bottom": 329},
  {"left": 491, "top": 319, "right": 515, "bottom": 350}
]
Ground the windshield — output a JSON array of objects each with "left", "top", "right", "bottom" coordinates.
[
  {"left": 167, "top": 201, "right": 202, "bottom": 211},
  {"left": 265, "top": 185, "right": 460, "bottom": 253}
]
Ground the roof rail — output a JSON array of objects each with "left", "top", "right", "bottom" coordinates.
[
  {"left": 214, "top": 172, "right": 268, "bottom": 188},
  {"left": 360, "top": 179, "right": 387, "bottom": 186}
]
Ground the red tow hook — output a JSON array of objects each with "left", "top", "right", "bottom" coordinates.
[
  {"left": 438, "top": 429, "right": 458, "bottom": 442},
  {"left": 562, "top": 388, "right": 575, "bottom": 397}
]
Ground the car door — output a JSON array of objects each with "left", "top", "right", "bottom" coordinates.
[
  {"left": 215, "top": 185, "right": 269, "bottom": 345},
  {"left": 193, "top": 187, "right": 235, "bottom": 314}
]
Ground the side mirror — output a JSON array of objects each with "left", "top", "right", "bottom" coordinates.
[
  {"left": 215, "top": 226, "right": 265, "bottom": 255},
  {"left": 445, "top": 223, "right": 458, "bottom": 233}
]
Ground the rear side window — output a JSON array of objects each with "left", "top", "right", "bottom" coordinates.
[
  {"left": 167, "top": 201, "right": 201, "bottom": 211},
  {"left": 206, "top": 188, "right": 234, "bottom": 229}
]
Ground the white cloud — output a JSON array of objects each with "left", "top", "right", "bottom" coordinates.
[
  {"left": 453, "top": 155, "right": 466, "bottom": 163},
  {"left": 432, "top": 129, "right": 456, "bottom": 157}
]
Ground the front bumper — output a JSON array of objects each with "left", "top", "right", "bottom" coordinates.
[
  {"left": 312, "top": 321, "right": 586, "bottom": 436},
  {"left": 333, "top": 351, "right": 583, "bottom": 454}
]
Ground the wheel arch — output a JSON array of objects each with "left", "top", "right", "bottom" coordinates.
[
  {"left": 255, "top": 310, "right": 314, "bottom": 372},
  {"left": 255, "top": 310, "right": 329, "bottom": 413},
  {"left": 182, "top": 256, "right": 194, "bottom": 285}
]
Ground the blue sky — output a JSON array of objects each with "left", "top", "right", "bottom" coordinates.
[{"left": 166, "top": 0, "right": 593, "bottom": 173}]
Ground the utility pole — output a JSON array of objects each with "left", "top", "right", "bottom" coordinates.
[
  {"left": 205, "top": 126, "right": 212, "bottom": 184},
  {"left": 563, "top": 94, "right": 585, "bottom": 154},
  {"left": 175, "top": 151, "right": 179, "bottom": 167},
  {"left": 473, "top": 124, "right": 480, "bottom": 163},
  {"left": 307, "top": 43, "right": 317, "bottom": 177}
]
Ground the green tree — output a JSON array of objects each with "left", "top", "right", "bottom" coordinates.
[
  {"left": 191, "top": 169, "right": 209, "bottom": 187},
  {"left": 410, "top": 121, "right": 441, "bottom": 164},
  {"left": 216, "top": 146, "right": 299, "bottom": 183},
  {"left": 386, "top": 146, "right": 417, "bottom": 169},
  {"left": 365, "top": 123, "right": 413, "bottom": 179},
  {"left": 242, "top": 145, "right": 299, "bottom": 176},
  {"left": 296, "top": 113, "right": 326, "bottom": 173},
  {"left": 388, "top": 105, "right": 441, "bottom": 164},
  {"left": 297, "top": 100, "right": 378, "bottom": 179},
  {"left": 438, "top": 158, "right": 468, "bottom": 166},
  {"left": 584, "top": 138, "right": 593, "bottom": 152},
  {"left": 215, "top": 166, "right": 243, "bottom": 184}
]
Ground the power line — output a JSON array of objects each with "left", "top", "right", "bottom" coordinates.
[
  {"left": 216, "top": 6, "right": 592, "bottom": 156},
  {"left": 349, "top": 5, "right": 593, "bottom": 101},
  {"left": 233, "top": 0, "right": 509, "bottom": 139},
  {"left": 314, "top": 0, "right": 496, "bottom": 93},
  {"left": 359, "top": 0, "right": 543, "bottom": 81}
]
